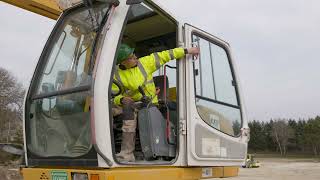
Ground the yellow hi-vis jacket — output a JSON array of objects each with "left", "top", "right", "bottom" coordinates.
[{"left": 113, "top": 48, "right": 185, "bottom": 105}]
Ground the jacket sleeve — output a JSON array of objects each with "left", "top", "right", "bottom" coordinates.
[
  {"left": 139, "top": 47, "right": 185, "bottom": 74},
  {"left": 112, "top": 83, "right": 124, "bottom": 105}
]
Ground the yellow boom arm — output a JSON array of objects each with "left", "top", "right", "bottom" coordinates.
[{"left": 2, "top": 0, "right": 62, "bottom": 19}]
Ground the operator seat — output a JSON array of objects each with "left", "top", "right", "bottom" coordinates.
[
  {"left": 153, "top": 75, "right": 168, "bottom": 102},
  {"left": 153, "top": 75, "right": 177, "bottom": 145}
]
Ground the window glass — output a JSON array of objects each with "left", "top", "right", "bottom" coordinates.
[
  {"left": 27, "top": 3, "right": 110, "bottom": 157},
  {"left": 193, "top": 36, "right": 215, "bottom": 99},
  {"left": 28, "top": 91, "right": 91, "bottom": 157},
  {"left": 128, "top": 3, "right": 154, "bottom": 22},
  {"left": 196, "top": 99, "right": 241, "bottom": 136},
  {"left": 193, "top": 34, "right": 241, "bottom": 136},
  {"left": 35, "top": 4, "right": 109, "bottom": 95},
  {"left": 166, "top": 60, "right": 177, "bottom": 88},
  {"left": 210, "top": 44, "right": 238, "bottom": 105}
]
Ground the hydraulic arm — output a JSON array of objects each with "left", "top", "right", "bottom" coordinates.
[{"left": 2, "top": 0, "right": 61, "bottom": 19}]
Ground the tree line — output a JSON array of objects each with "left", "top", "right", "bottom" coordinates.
[{"left": 248, "top": 117, "right": 320, "bottom": 157}]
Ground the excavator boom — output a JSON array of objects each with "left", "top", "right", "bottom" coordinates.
[{"left": 2, "top": 0, "right": 61, "bottom": 19}]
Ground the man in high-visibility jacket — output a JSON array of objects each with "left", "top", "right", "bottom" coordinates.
[{"left": 113, "top": 44, "right": 199, "bottom": 162}]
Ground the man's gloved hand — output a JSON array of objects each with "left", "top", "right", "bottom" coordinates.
[
  {"left": 121, "top": 96, "right": 134, "bottom": 105},
  {"left": 121, "top": 97, "right": 135, "bottom": 120},
  {"left": 156, "top": 87, "right": 161, "bottom": 95}
]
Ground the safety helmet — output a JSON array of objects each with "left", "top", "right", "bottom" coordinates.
[{"left": 116, "top": 44, "right": 135, "bottom": 64}]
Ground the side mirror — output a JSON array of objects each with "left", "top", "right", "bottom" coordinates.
[{"left": 126, "top": 0, "right": 143, "bottom": 5}]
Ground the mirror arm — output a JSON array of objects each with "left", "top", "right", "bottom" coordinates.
[{"left": 126, "top": 0, "right": 143, "bottom": 5}]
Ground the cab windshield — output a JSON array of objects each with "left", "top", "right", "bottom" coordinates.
[{"left": 26, "top": 3, "right": 110, "bottom": 158}]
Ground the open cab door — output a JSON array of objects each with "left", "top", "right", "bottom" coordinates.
[{"left": 184, "top": 24, "right": 249, "bottom": 166}]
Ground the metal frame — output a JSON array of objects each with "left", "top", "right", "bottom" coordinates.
[
  {"left": 2, "top": 0, "right": 61, "bottom": 19},
  {"left": 106, "top": 0, "right": 181, "bottom": 166}
]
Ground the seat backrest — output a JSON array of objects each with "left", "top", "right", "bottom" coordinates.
[{"left": 153, "top": 75, "right": 169, "bottom": 101}]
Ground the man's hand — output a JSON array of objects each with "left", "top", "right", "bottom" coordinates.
[
  {"left": 187, "top": 47, "right": 200, "bottom": 59},
  {"left": 156, "top": 87, "right": 161, "bottom": 95},
  {"left": 121, "top": 97, "right": 134, "bottom": 105}
]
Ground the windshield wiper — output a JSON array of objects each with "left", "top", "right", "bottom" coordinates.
[{"left": 88, "top": 7, "right": 111, "bottom": 74}]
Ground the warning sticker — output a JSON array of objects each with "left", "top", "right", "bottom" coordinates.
[
  {"left": 221, "top": 147, "right": 227, "bottom": 157},
  {"left": 51, "top": 171, "right": 68, "bottom": 180},
  {"left": 202, "top": 138, "right": 220, "bottom": 156}
]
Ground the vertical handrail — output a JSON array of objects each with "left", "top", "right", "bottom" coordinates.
[
  {"left": 163, "top": 65, "right": 170, "bottom": 141},
  {"left": 194, "top": 37, "right": 203, "bottom": 97}
]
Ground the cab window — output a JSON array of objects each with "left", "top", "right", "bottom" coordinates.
[
  {"left": 27, "top": 3, "right": 110, "bottom": 158},
  {"left": 193, "top": 34, "right": 241, "bottom": 136}
]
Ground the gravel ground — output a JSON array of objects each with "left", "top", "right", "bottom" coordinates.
[
  {"left": 1, "top": 158, "right": 320, "bottom": 180},
  {"left": 0, "top": 165, "right": 22, "bottom": 180},
  {"left": 227, "top": 158, "right": 320, "bottom": 180}
]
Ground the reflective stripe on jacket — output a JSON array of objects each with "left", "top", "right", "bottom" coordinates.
[{"left": 113, "top": 48, "right": 185, "bottom": 105}]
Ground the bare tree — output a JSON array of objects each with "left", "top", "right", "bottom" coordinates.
[
  {"left": 0, "top": 67, "right": 25, "bottom": 113},
  {"left": 0, "top": 67, "right": 25, "bottom": 143},
  {"left": 271, "top": 119, "right": 294, "bottom": 156},
  {"left": 304, "top": 117, "right": 320, "bottom": 157}
]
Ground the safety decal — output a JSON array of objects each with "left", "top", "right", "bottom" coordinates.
[{"left": 51, "top": 170, "right": 68, "bottom": 180}]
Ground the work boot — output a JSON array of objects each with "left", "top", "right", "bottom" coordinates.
[{"left": 116, "top": 132, "right": 136, "bottom": 162}]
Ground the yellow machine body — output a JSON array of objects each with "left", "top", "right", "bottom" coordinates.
[
  {"left": 22, "top": 166, "right": 239, "bottom": 180},
  {"left": 2, "top": 0, "right": 61, "bottom": 19}
]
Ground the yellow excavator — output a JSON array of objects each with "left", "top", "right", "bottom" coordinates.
[
  {"left": 2, "top": 0, "right": 61, "bottom": 19},
  {"left": 2, "top": 0, "right": 250, "bottom": 179}
]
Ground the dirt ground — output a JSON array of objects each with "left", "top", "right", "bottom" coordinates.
[
  {"left": 0, "top": 165, "right": 22, "bottom": 180},
  {"left": 1, "top": 158, "right": 320, "bottom": 180},
  {"left": 227, "top": 158, "right": 320, "bottom": 180}
]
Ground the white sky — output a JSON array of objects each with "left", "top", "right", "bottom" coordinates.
[{"left": 0, "top": 0, "right": 320, "bottom": 121}]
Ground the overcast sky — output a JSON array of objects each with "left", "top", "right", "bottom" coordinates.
[{"left": 0, "top": 0, "right": 320, "bottom": 121}]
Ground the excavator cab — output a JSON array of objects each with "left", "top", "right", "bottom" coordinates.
[{"left": 19, "top": 0, "right": 249, "bottom": 176}]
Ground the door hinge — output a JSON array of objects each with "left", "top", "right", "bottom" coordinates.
[
  {"left": 179, "top": 119, "right": 187, "bottom": 135},
  {"left": 241, "top": 127, "right": 250, "bottom": 142}
]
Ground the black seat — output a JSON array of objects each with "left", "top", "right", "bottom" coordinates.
[
  {"left": 153, "top": 75, "right": 176, "bottom": 145},
  {"left": 153, "top": 75, "right": 169, "bottom": 102}
]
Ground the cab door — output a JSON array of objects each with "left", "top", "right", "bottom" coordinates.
[{"left": 184, "top": 24, "right": 248, "bottom": 166}]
